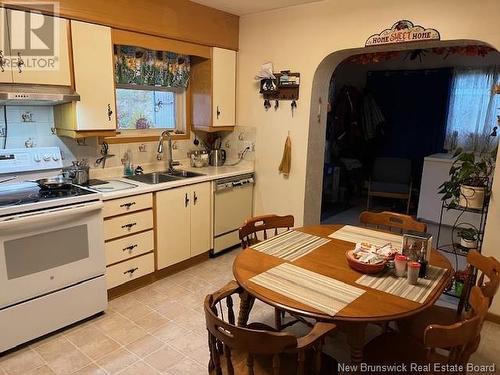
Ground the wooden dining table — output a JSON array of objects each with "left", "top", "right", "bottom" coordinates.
[{"left": 232, "top": 224, "right": 453, "bottom": 364}]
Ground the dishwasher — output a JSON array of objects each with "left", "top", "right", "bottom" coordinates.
[{"left": 212, "top": 173, "right": 254, "bottom": 255}]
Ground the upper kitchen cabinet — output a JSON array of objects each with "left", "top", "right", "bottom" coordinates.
[
  {"left": 54, "top": 21, "right": 116, "bottom": 138},
  {"left": 191, "top": 47, "right": 236, "bottom": 132},
  {"left": 1, "top": 9, "right": 71, "bottom": 86}
]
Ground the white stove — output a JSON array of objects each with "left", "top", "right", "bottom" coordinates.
[
  {"left": 0, "top": 147, "right": 101, "bottom": 217},
  {"left": 0, "top": 147, "right": 107, "bottom": 353}
]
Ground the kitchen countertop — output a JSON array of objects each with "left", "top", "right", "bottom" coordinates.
[{"left": 89, "top": 161, "right": 254, "bottom": 200}]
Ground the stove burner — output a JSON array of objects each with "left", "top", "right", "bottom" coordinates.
[
  {"left": 0, "top": 183, "right": 96, "bottom": 208},
  {"left": 39, "top": 188, "right": 79, "bottom": 199}
]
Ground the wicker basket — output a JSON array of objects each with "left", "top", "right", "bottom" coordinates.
[{"left": 345, "top": 250, "right": 386, "bottom": 274}]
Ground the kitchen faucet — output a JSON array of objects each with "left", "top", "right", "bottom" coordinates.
[{"left": 157, "top": 130, "right": 179, "bottom": 173}]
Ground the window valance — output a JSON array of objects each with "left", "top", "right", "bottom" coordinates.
[{"left": 114, "top": 45, "right": 191, "bottom": 89}]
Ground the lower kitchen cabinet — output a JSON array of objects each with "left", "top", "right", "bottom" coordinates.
[
  {"left": 156, "top": 182, "right": 211, "bottom": 269},
  {"left": 102, "top": 193, "right": 155, "bottom": 290},
  {"left": 105, "top": 230, "right": 154, "bottom": 266},
  {"left": 106, "top": 252, "right": 155, "bottom": 289}
]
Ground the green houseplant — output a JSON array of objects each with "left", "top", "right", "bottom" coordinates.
[
  {"left": 439, "top": 148, "right": 496, "bottom": 210},
  {"left": 458, "top": 227, "right": 479, "bottom": 249}
]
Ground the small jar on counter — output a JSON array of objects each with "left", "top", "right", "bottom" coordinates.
[
  {"left": 394, "top": 254, "right": 408, "bottom": 277},
  {"left": 407, "top": 262, "right": 421, "bottom": 285}
]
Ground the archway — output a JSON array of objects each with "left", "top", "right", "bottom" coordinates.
[{"left": 303, "top": 39, "right": 499, "bottom": 226}]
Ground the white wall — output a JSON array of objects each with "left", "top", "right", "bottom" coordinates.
[{"left": 238, "top": 0, "right": 500, "bottom": 312}]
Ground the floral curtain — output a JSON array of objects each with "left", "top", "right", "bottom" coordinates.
[
  {"left": 114, "top": 45, "right": 190, "bottom": 89},
  {"left": 444, "top": 67, "right": 499, "bottom": 153}
]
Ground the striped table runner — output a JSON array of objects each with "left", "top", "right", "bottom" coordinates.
[
  {"left": 328, "top": 225, "right": 402, "bottom": 249},
  {"left": 250, "top": 263, "right": 365, "bottom": 316},
  {"left": 356, "top": 266, "right": 447, "bottom": 303},
  {"left": 251, "top": 230, "right": 330, "bottom": 261}
]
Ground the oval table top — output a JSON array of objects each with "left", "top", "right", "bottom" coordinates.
[{"left": 233, "top": 224, "right": 453, "bottom": 323}]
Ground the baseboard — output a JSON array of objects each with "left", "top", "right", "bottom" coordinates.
[{"left": 486, "top": 312, "right": 500, "bottom": 325}]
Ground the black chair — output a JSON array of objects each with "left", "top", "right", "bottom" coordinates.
[{"left": 367, "top": 157, "right": 412, "bottom": 214}]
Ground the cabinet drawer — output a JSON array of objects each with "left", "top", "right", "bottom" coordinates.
[
  {"left": 106, "top": 253, "right": 154, "bottom": 289},
  {"left": 105, "top": 230, "right": 154, "bottom": 266},
  {"left": 103, "top": 193, "right": 152, "bottom": 218},
  {"left": 104, "top": 210, "right": 153, "bottom": 240}
]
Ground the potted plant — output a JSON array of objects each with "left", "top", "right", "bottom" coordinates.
[
  {"left": 453, "top": 269, "right": 470, "bottom": 297},
  {"left": 439, "top": 148, "right": 496, "bottom": 210},
  {"left": 458, "top": 227, "right": 478, "bottom": 249}
]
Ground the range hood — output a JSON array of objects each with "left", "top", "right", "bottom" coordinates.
[{"left": 0, "top": 84, "right": 80, "bottom": 105}]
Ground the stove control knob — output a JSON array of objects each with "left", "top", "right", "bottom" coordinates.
[
  {"left": 43, "top": 154, "right": 51, "bottom": 161},
  {"left": 33, "top": 154, "right": 41, "bottom": 162},
  {"left": 52, "top": 154, "right": 60, "bottom": 161}
]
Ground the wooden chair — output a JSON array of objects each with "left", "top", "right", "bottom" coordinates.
[
  {"left": 364, "top": 286, "right": 489, "bottom": 375},
  {"left": 204, "top": 281, "right": 338, "bottom": 375},
  {"left": 398, "top": 250, "right": 500, "bottom": 343},
  {"left": 239, "top": 214, "right": 295, "bottom": 330},
  {"left": 239, "top": 214, "right": 295, "bottom": 249},
  {"left": 359, "top": 210, "right": 427, "bottom": 233},
  {"left": 367, "top": 157, "right": 413, "bottom": 214}
]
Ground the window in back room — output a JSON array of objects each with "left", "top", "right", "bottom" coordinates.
[{"left": 113, "top": 45, "right": 190, "bottom": 135}]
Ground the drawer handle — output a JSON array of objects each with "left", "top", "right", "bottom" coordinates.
[
  {"left": 121, "top": 223, "right": 137, "bottom": 230},
  {"left": 123, "top": 267, "right": 139, "bottom": 276},
  {"left": 120, "top": 202, "right": 136, "bottom": 209},
  {"left": 123, "top": 244, "right": 138, "bottom": 252}
]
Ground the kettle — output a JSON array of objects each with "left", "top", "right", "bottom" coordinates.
[
  {"left": 62, "top": 160, "right": 90, "bottom": 185},
  {"left": 209, "top": 149, "right": 226, "bottom": 166}
]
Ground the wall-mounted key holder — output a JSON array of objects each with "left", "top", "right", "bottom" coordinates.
[{"left": 260, "top": 71, "right": 300, "bottom": 101}]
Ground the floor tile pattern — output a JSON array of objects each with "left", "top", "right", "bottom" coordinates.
[{"left": 1, "top": 249, "right": 498, "bottom": 374}]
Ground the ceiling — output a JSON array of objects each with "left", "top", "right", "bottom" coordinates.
[{"left": 190, "top": 0, "right": 323, "bottom": 15}]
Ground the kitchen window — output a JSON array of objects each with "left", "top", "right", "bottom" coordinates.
[
  {"left": 115, "top": 87, "right": 186, "bottom": 133},
  {"left": 109, "top": 44, "right": 191, "bottom": 142}
]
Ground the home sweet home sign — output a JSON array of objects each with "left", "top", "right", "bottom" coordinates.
[{"left": 365, "top": 20, "right": 440, "bottom": 46}]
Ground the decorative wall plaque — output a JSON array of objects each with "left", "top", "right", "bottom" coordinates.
[{"left": 365, "top": 20, "right": 440, "bottom": 47}]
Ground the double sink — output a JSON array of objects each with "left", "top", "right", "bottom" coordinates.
[{"left": 125, "top": 170, "right": 205, "bottom": 185}]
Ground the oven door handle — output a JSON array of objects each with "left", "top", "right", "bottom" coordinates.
[{"left": 0, "top": 201, "right": 104, "bottom": 231}]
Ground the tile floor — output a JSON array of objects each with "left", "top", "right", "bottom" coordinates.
[{"left": 1, "top": 248, "right": 499, "bottom": 375}]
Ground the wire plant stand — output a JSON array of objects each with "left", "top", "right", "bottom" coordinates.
[{"left": 436, "top": 185, "right": 491, "bottom": 313}]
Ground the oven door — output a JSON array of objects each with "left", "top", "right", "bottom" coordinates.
[{"left": 0, "top": 201, "right": 105, "bottom": 309}]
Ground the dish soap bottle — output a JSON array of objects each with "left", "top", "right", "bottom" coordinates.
[{"left": 122, "top": 149, "right": 134, "bottom": 176}]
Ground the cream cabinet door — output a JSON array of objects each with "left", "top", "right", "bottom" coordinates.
[
  {"left": 70, "top": 21, "right": 116, "bottom": 130},
  {"left": 212, "top": 47, "right": 236, "bottom": 127},
  {"left": 190, "top": 182, "right": 211, "bottom": 257},
  {"left": 156, "top": 186, "right": 191, "bottom": 269},
  {"left": 0, "top": 9, "right": 13, "bottom": 83},
  {"left": 8, "top": 10, "right": 71, "bottom": 86}
]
